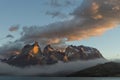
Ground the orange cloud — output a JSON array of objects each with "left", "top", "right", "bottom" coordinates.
[{"left": 19, "top": 0, "right": 120, "bottom": 46}]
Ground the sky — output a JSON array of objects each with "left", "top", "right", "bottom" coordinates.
[{"left": 0, "top": 0, "right": 120, "bottom": 59}]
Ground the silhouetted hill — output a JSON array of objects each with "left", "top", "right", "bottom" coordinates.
[{"left": 67, "top": 62, "right": 120, "bottom": 77}]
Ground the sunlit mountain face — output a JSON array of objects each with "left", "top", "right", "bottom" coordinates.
[
  {"left": 32, "top": 42, "right": 41, "bottom": 55},
  {"left": 0, "top": 0, "right": 120, "bottom": 76}
]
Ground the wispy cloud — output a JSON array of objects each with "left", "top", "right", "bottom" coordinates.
[
  {"left": 46, "top": 11, "right": 68, "bottom": 18},
  {"left": 48, "top": 0, "right": 76, "bottom": 7},
  {"left": 6, "top": 34, "right": 14, "bottom": 39},
  {"left": 0, "top": 41, "right": 23, "bottom": 57},
  {"left": 9, "top": 25, "right": 20, "bottom": 32},
  {"left": 0, "top": 35, "right": 14, "bottom": 41}
]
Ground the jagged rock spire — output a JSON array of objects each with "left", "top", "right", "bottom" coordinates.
[
  {"left": 31, "top": 41, "right": 42, "bottom": 56},
  {"left": 43, "top": 44, "right": 55, "bottom": 55}
]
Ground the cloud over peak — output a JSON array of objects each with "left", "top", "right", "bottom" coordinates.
[{"left": 19, "top": 0, "right": 120, "bottom": 46}]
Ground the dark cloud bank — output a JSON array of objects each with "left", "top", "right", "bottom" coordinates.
[{"left": 0, "top": 59, "right": 107, "bottom": 76}]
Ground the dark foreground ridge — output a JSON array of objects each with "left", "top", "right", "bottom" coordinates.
[
  {"left": 67, "top": 62, "right": 120, "bottom": 77},
  {"left": 1, "top": 42, "right": 104, "bottom": 67}
]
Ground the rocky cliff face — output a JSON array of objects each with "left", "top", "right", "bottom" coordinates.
[
  {"left": 65, "top": 45, "right": 103, "bottom": 61},
  {"left": 2, "top": 42, "right": 104, "bottom": 67}
]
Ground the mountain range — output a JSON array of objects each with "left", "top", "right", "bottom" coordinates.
[{"left": 1, "top": 42, "right": 104, "bottom": 67}]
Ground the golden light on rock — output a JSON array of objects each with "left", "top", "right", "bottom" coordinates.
[
  {"left": 33, "top": 45, "right": 39, "bottom": 54},
  {"left": 63, "top": 55, "right": 68, "bottom": 62}
]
